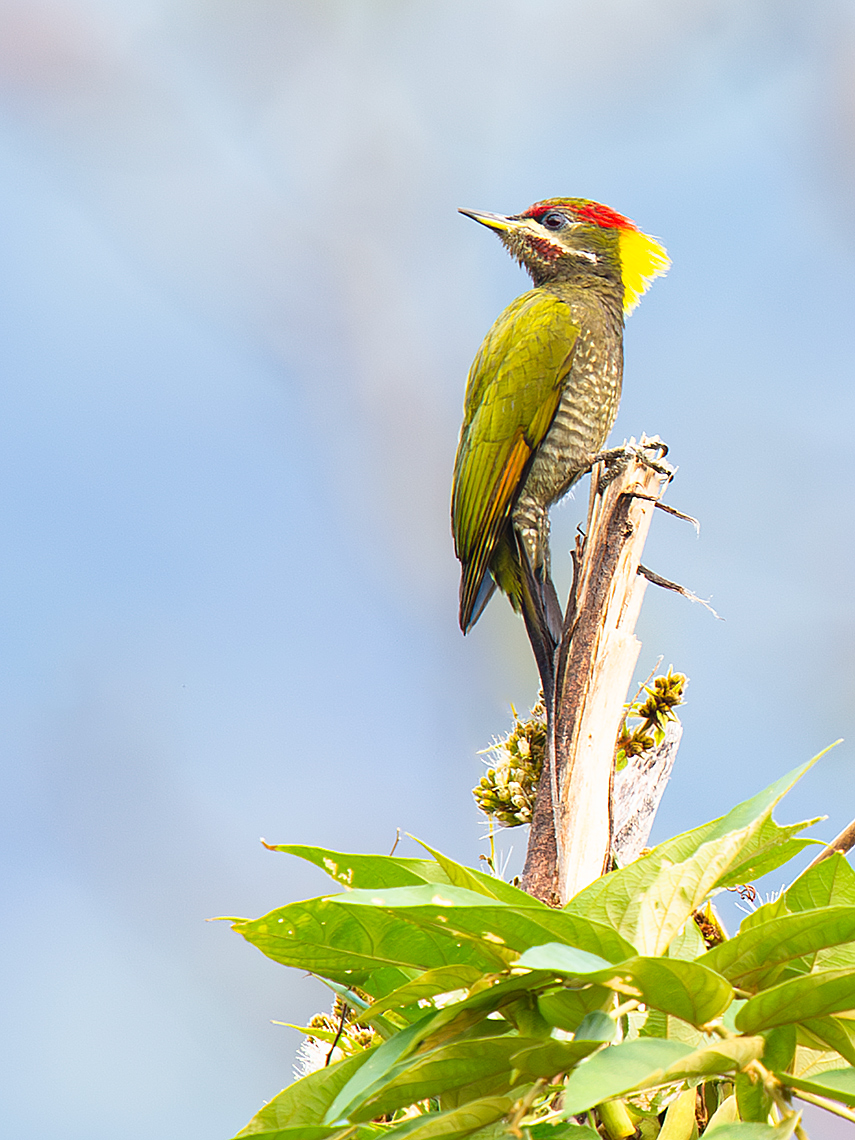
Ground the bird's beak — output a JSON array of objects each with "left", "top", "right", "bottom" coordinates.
[{"left": 458, "top": 207, "right": 513, "bottom": 233}]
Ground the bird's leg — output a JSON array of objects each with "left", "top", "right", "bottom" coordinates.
[
  {"left": 514, "top": 508, "right": 563, "bottom": 641},
  {"left": 584, "top": 443, "right": 632, "bottom": 491}
]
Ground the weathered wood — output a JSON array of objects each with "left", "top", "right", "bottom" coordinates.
[
  {"left": 520, "top": 437, "right": 676, "bottom": 904},
  {"left": 554, "top": 443, "right": 671, "bottom": 901},
  {"left": 612, "top": 721, "right": 682, "bottom": 866},
  {"left": 519, "top": 762, "right": 560, "bottom": 905}
]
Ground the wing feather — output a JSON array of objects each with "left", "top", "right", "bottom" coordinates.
[{"left": 452, "top": 289, "right": 580, "bottom": 630}]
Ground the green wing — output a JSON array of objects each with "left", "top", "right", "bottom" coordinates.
[{"left": 452, "top": 289, "right": 580, "bottom": 631}]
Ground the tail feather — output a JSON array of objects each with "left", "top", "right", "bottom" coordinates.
[
  {"left": 459, "top": 527, "right": 521, "bottom": 633},
  {"left": 460, "top": 526, "right": 558, "bottom": 702},
  {"left": 460, "top": 573, "right": 497, "bottom": 634},
  {"left": 513, "top": 535, "right": 557, "bottom": 701}
]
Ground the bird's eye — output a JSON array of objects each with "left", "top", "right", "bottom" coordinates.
[{"left": 540, "top": 211, "right": 567, "bottom": 230}]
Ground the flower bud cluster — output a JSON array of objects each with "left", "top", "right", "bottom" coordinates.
[
  {"left": 472, "top": 699, "right": 546, "bottom": 826},
  {"left": 294, "top": 995, "right": 377, "bottom": 1078},
  {"left": 616, "top": 669, "right": 686, "bottom": 770}
]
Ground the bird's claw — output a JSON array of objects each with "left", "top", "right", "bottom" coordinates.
[
  {"left": 590, "top": 437, "right": 673, "bottom": 490},
  {"left": 635, "top": 435, "right": 672, "bottom": 476}
]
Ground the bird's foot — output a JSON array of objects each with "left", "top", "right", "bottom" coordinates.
[
  {"left": 589, "top": 444, "right": 631, "bottom": 484},
  {"left": 590, "top": 437, "right": 673, "bottom": 490},
  {"left": 635, "top": 435, "right": 672, "bottom": 475}
]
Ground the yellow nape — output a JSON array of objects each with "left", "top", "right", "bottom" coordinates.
[{"left": 618, "top": 228, "right": 670, "bottom": 314}]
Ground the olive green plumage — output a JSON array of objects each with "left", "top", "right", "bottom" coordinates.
[{"left": 451, "top": 198, "right": 669, "bottom": 633}]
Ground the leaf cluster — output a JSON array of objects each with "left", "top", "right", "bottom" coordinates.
[{"left": 229, "top": 758, "right": 855, "bottom": 1139}]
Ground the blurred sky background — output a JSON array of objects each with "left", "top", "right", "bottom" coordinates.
[{"left": 2, "top": 1, "right": 855, "bottom": 1136}]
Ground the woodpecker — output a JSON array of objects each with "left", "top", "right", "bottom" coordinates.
[{"left": 451, "top": 198, "right": 669, "bottom": 636}]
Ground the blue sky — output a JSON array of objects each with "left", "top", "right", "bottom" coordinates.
[{"left": 1, "top": 2, "right": 855, "bottom": 1135}]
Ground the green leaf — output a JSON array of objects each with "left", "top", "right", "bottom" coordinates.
[
  {"left": 414, "top": 972, "right": 555, "bottom": 1050},
  {"left": 561, "top": 1034, "right": 766, "bottom": 1116},
  {"left": 336, "top": 884, "right": 637, "bottom": 964},
  {"left": 799, "top": 1015, "right": 855, "bottom": 1065},
  {"left": 648, "top": 1036, "right": 764, "bottom": 1084},
  {"left": 267, "top": 843, "right": 454, "bottom": 890},
  {"left": 667, "top": 917, "right": 707, "bottom": 960},
  {"left": 561, "top": 1039, "right": 693, "bottom": 1114},
  {"left": 324, "top": 972, "right": 544, "bottom": 1120},
  {"left": 526, "top": 1126, "right": 599, "bottom": 1139},
  {"left": 232, "top": 895, "right": 507, "bottom": 987},
  {"left": 410, "top": 839, "right": 502, "bottom": 899},
  {"left": 575, "top": 1011, "right": 616, "bottom": 1041},
  {"left": 538, "top": 986, "right": 614, "bottom": 1032},
  {"left": 509, "top": 1037, "right": 608, "bottom": 1079},
  {"left": 380, "top": 1093, "right": 522, "bottom": 1139},
  {"left": 735, "top": 1068, "right": 772, "bottom": 1124},
  {"left": 723, "top": 999, "right": 746, "bottom": 1034},
  {"left": 705, "top": 1094, "right": 739, "bottom": 1131},
  {"left": 778, "top": 1065, "right": 855, "bottom": 1106},
  {"left": 811, "top": 941, "right": 855, "bottom": 975},
  {"left": 781, "top": 857, "right": 855, "bottom": 976},
  {"left": 323, "top": 1011, "right": 436, "bottom": 1124},
  {"left": 271, "top": 1022, "right": 349, "bottom": 1048},
  {"left": 412, "top": 837, "right": 547, "bottom": 906},
  {"left": 234, "top": 1129, "right": 387, "bottom": 1140},
  {"left": 315, "top": 979, "right": 372, "bottom": 1010},
  {"left": 515, "top": 944, "right": 613, "bottom": 974},
  {"left": 786, "top": 852, "right": 855, "bottom": 911},
  {"left": 639, "top": 1009, "right": 707, "bottom": 1047},
  {"left": 701, "top": 906, "right": 855, "bottom": 990},
  {"left": 233, "top": 1048, "right": 376, "bottom": 1134},
  {"left": 500, "top": 992, "right": 552, "bottom": 1038},
  {"left": 345, "top": 1036, "right": 544, "bottom": 1122},
  {"left": 517, "top": 945, "right": 733, "bottom": 1026},
  {"left": 761, "top": 1024, "right": 796, "bottom": 1072},
  {"left": 360, "top": 964, "right": 485, "bottom": 1019},
  {"left": 615, "top": 956, "right": 733, "bottom": 1026},
  {"left": 232, "top": 1129, "right": 384, "bottom": 1140},
  {"left": 511, "top": 1014, "right": 615, "bottom": 1080},
  {"left": 791, "top": 1042, "right": 844, "bottom": 1078},
  {"left": 658, "top": 1087, "right": 697, "bottom": 1140},
  {"left": 738, "top": 895, "right": 788, "bottom": 934},
  {"left": 565, "top": 760, "right": 820, "bottom": 956},
  {"left": 717, "top": 825, "right": 820, "bottom": 888},
  {"left": 736, "top": 969, "right": 855, "bottom": 1033},
  {"left": 704, "top": 1122, "right": 798, "bottom": 1139}
]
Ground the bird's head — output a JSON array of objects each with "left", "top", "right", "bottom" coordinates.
[{"left": 459, "top": 197, "right": 669, "bottom": 313}]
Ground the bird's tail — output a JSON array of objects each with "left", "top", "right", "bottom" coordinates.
[{"left": 491, "top": 531, "right": 561, "bottom": 702}]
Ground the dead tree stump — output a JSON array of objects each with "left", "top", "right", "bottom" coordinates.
[{"left": 520, "top": 436, "right": 678, "bottom": 904}]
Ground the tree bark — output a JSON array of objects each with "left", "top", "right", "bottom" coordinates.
[{"left": 520, "top": 437, "right": 676, "bottom": 904}]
